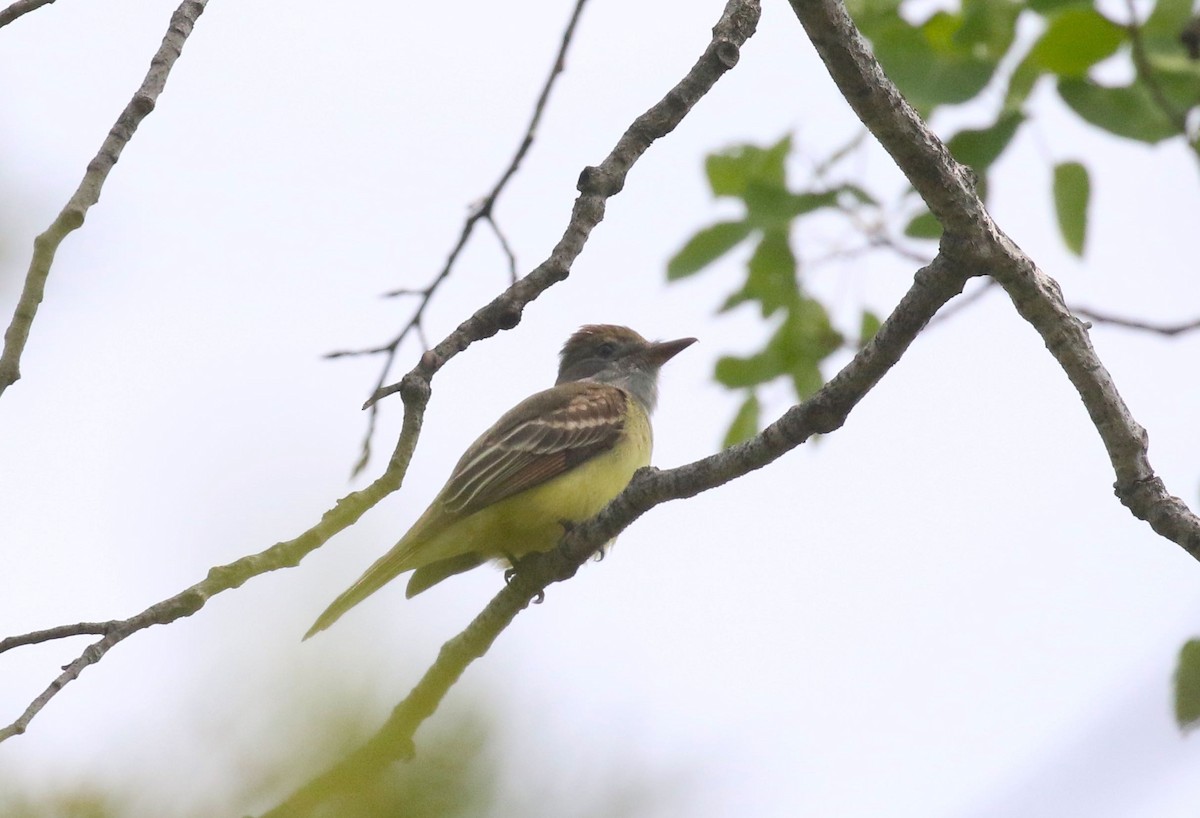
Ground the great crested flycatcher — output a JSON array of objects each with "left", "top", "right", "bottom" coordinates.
[{"left": 304, "top": 324, "right": 695, "bottom": 638}]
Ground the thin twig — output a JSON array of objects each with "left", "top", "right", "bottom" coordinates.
[
  {"left": 485, "top": 213, "right": 519, "bottom": 283},
  {"left": 0, "top": 621, "right": 120, "bottom": 652},
  {"left": 934, "top": 290, "right": 1200, "bottom": 336},
  {"left": 810, "top": 129, "right": 868, "bottom": 177},
  {"left": 0, "top": 0, "right": 56, "bottom": 29},
  {"left": 340, "top": 0, "right": 592, "bottom": 476},
  {"left": 1072, "top": 306, "right": 1200, "bottom": 336},
  {"left": 803, "top": 133, "right": 937, "bottom": 268},
  {"left": 0, "top": 0, "right": 208, "bottom": 396}
]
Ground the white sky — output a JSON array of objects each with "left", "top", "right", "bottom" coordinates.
[{"left": 2, "top": 0, "right": 1200, "bottom": 815}]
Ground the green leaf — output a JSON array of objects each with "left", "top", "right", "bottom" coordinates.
[
  {"left": 869, "top": 14, "right": 997, "bottom": 114},
  {"left": 743, "top": 187, "right": 846, "bottom": 231},
  {"left": 714, "top": 298, "right": 843, "bottom": 397},
  {"left": 796, "top": 298, "right": 845, "bottom": 356},
  {"left": 1004, "top": 56, "right": 1043, "bottom": 111},
  {"left": 904, "top": 210, "right": 943, "bottom": 239},
  {"left": 1057, "top": 77, "right": 1181, "bottom": 142},
  {"left": 845, "top": 0, "right": 902, "bottom": 31},
  {"left": 946, "top": 111, "right": 1025, "bottom": 172},
  {"left": 705, "top": 136, "right": 791, "bottom": 198},
  {"left": 1152, "top": 65, "right": 1200, "bottom": 119},
  {"left": 667, "top": 220, "right": 753, "bottom": 280},
  {"left": 775, "top": 299, "right": 843, "bottom": 400},
  {"left": 859, "top": 310, "right": 882, "bottom": 347},
  {"left": 721, "top": 229, "right": 798, "bottom": 317},
  {"left": 722, "top": 393, "right": 761, "bottom": 448},
  {"left": 1053, "top": 161, "right": 1090, "bottom": 256},
  {"left": 744, "top": 184, "right": 802, "bottom": 229},
  {"left": 1175, "top": 639, "right": 1200, "bottom": 730},
  {"left": 956, "top": 0, "right": 1021, "bottom": 62},
  {"left": 788, "top": 189, "right": 843, "bottom": 217},
  {"left": 1028, "top": 8, "right": 1125, "bottom": 77},
  {"left": 714, "top": 350, "right": 782, "bottom": 388},
  {"left": 790, "top": 360, "right": 825, "bottom": 399}
]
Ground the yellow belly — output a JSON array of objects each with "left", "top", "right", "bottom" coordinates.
[{"left": 412, "top": 402, "right": 652, "bottom": 565}]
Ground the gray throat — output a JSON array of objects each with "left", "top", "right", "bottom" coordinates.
[{"left": 591, "top": 366, "right": 659, "bottom": 413}]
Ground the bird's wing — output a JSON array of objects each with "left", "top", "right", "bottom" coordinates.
[{"left": 439, "top": 381, "right": 628, "bottom": 517}]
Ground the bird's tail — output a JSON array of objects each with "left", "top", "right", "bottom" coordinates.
[{"left": 303, "top": 537, "right": 419, "bottom": 640}]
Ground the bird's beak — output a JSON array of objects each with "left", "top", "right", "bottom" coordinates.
[{"left": 641, "top": 336, "right": 697, "bottom": 368}]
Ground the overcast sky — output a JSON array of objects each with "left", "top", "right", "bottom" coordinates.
[{"left": 3, "top": 0, "right": 1200, "bottom": 816}]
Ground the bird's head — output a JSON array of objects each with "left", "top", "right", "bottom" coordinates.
[{"left": 556, "top": 324, "right": 696, "bottom": 411}]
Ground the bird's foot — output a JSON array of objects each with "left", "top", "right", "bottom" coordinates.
[
  {"left": 503, "top": 553, "right": 546, "bottom": 604},
  {"left": 502, "top": 550, "right": 521, "bottom": 584}
]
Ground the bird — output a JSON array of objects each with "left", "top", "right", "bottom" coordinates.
[{"left": 304, "top": 324, "right": 696, "bottom": 638}]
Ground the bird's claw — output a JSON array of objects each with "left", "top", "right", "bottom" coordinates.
[
  {"left": 503, "top": 554, "right": 547, "bottom": 603},
  {"left": 501, "top": 549, "right": 522, "bottom": 584}
]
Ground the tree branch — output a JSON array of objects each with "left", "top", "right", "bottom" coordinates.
[
  {"left": 0, "top": 621, "right": 120, "bottom": 652},
  {"left": 786, "top": 0, "right": 1200, "bottom": 558},
  {"left": 0, "top": 0, "right": 208, "bottom": 396},
  {"left": 0, "top": 0, "right": 57, "bottom": 29},
  {"left": 1072, "top": 306, "right": 1200, "bottom": 337},
  {"left": 0, "top": 0, "right": 761, "bottom": 747}
]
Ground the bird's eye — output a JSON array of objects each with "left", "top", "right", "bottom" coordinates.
[{"left": 596, "top": 342, "right": 617, "bottom": 359}]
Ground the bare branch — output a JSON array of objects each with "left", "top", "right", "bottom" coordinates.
[
  {"left": 342, "top": 0, "right": 591, "bottom": 475},
  {"left": 0, "top": 0, "right": 760, "bottom": 747},
  {"left": 1072, "top": 306, "right": 1200, "bottom": 337},
  {"left": 832, "top": 204, "right": 935, "bottom": 266},
  {"left": 0, "top": 0, "right": 208, "bottom": 396},
  {"left": 485, "top": 213, "right": 520, "bottom": 284},
  {"left": 786, "top": 0, "right": 1200, "bottom": 558},
  {"left": 0, "top": 0, "right": 57, "bottom": 29},
  {"left": 0, "top": 621, "right": 119, "bottom": 652}
]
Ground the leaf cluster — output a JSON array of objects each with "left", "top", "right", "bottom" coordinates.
[
  {"left": 860, "top": 0, "right": 1200, "bottom": 249},
  {"left": 671, "top": 0, "right": 1200, "bottom": 443},
  {"left": 667, "top": 136, "right": 875, "bottom": 446}
]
